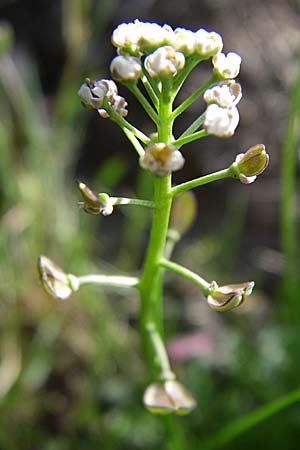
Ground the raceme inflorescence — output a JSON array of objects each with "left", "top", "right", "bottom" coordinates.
[{"left": 38, "top": 20, "right": 269, "bottom": 415}]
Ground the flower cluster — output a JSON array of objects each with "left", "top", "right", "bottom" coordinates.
[{"left": 111, "top": 19, "right": 223, "bottom": 58}]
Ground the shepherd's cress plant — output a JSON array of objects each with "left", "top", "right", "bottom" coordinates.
[{"left": 38, "top": 20, "right": 269, "bottom": 415}]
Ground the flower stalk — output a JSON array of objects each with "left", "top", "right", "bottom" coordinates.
[{"left": 39, "top": 19, "right": 268, "bottom": 415}]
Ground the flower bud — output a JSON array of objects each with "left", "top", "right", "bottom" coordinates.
[
  {"left": 233, "top": 144, "right": 269, "bottom": 184},
  {"left": 77, "top": 181, "right": 114, "bottom": 216},
  {"left": 194, "top": 29, "right": 223, "bottom": 57},
  {"left": 203, "top": 80, "right": 242, "bottom": 107},
  {"left": 207, "top": 280, "right": 255, "bottom": 312},
  {"left": 204, "top": 104, "right": 239, "bottom": 137},
  {"left": 139, "top": 143, "right": 185, "bottom": 177},
  {"left": 110, "top": 55, "right": 142, "bottom": 81},
  {"left": 37, "top": 256, "right": 79, "bottom": 300},
  {"left": 171, "top": 27, "right": 196, "bottom": 56},
  {"left": 144, "top": 46, "right": 185, "bottom": 78},
  {"left": 212, "top": 52, "right": 242, "bottom": 79},
  {"left": 78, "top": 78, "right": 107, "bottom": 109},
  {"left": 143, "top": 380, "right": 197, "bottom": 415}
]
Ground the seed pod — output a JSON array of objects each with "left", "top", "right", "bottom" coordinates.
[
  {"left": 77, "top": 181, "right": 113, "bottom": 216},
  {"left": 143, "top": 380, "right": 197, "bottom": 415},
  {"left": 37, "top": 256, "right": 78, "bottom": 300},
  {"left": 234, "top": 144, "right": 269, "bottom": 184},
  {"left": 207, "top": 280, "right": 255, "bottom": 311}
]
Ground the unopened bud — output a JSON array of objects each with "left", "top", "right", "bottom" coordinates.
[
  {"left": 194, "top": 29, "right": 223, "bottom": 57},
  {"left": 204, "top": 80, "right": 242, "bottom": 107},
  {"left": 77, "top": 181, "right": 114, "bottom": 216},
  {"left": 233, "top": 144, "right": 269, "bottom": 184},
  {"left": 207, "top": 280, "right": 255, "bottom": 312},
  {"left": 139, "top": 143, "right": 185, "bottom": 177},
  {"left": 37, "top": 256, "right": 79, "bottom": 300},
  {"left": 143, "top": 380, "right": 197, "bottom": 415},
  {"left": 110, "top": 55, "right": 142, "bottom": 81},
  {"left": 212, "top": 52, "right": 242, "bottom": 79},
  {"left": 144, "top": 46, "right": 185, "bottom": 78}
]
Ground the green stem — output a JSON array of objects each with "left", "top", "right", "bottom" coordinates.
[
  {"left": 127, "top": 83, "right": 159, "bottom": 123},
  {"left": 122, "top": 127, "right": 145, "bottom": 157},
  {"left": 141, "top": 74, "right": 159, "bottom": 109},
  {"left": 177, "top": 112, "right": 205, "bottom": 140},
  {"left": 139, "top": 89, "right": 174, "bottom": 379},
  {"left": 160, "top": 258, "right": 211, "bottom": 294},
  {"left": 105, "top": 104, "right": 150, "bottom": 144},
  {"left": 146, "top": 322, "right": 175, "bottom": 381},
  {"left": 171, "top": 55, "right": 202, "bottom": 98},
  {"left": 172, "top": 129, "right": 207, "bottom": 149},
  {"left": 171, "top": 74, "right": 218, "bottom": 119},
  {"left": 142, "top": 65, "right": 161, "bottom": 99},
  {"left": 77, "top": 274, "right": 139, "bottom": 288},
  {"left": 111, "top": 197, "right": 155, "bottom": 208},
  {"left": 171, "top": 166, "right": 234, "bottom": 197}
]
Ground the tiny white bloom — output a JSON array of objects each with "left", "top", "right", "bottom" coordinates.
[
  {"left": 111, "top": 21, "right": 141, "bottom": 53},
  {"left": 144, "top": 45, "right": 185, "bottom": 78},
  {"left": 194, "top": 29, "right": 223, "bottom": 57},
  {"left": 171, "top": 27, "right": 196, "bottom": 55},
  {"left": 212, "top": 52, "right": 242, "bottom": 78},
  {"left": 203, "top": 81, "right": 242, "bottom": 107},
  {"left": 110, "top": 55, "right": 142, "bottom": 81},
  {"left": 204, "top": 103, "right": 239, "bottom": 137}
]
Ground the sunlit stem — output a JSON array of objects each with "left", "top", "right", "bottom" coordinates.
[
  {"left": 170, "top": 166, "right": 234, "bottom": 197},
  {"left": 171, "top": 73, "right": 219, "bottom": 119},
  {"left": 142, "top": 65, "right": 161, "bottom": 99},
  {"left": 141, "top": 74, "right": 159, "bottom": 109},
  {"left": 122, "top": 127, "right": 145, "bottom": 157},
  {"left": 172, "top": 129, "right": 207, "bottom": 149},
  {"left": 171, "top": 55, "right": 203, "bottom": 98},
  {"left": 77, "top": 274, "right": 140, "bottom": 288},
  {"left": 160, "top": 258, "right": 211, "bottom": 294},
  {"left": 111, "top": 197, "right": 156, "bottom": 208},
  {"left": 146, "top": 322, "right": 176, "bottom": 381},
  {"left": 126, "top": 82, "right": 159, "bottom": 123},
  {"left": 105, "top": 103, "right": 150, "bottom": 145},
  {"left": 178, "top": 113, "right": 205, "bottom": 140}
]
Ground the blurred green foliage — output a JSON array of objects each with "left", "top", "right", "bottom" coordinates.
[{"left": 0, "top": 5, "right": 300, "bottom": 450}]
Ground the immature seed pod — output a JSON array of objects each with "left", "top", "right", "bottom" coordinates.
[
  {"left": 143, "top": 380, "right": 197, "bottom": 415},
  {"left": 37, "top": 256, "right": 79, "bottom": 300},
  {"left": 233, "top": 144, "right": 269, "bottom": 184},
  {"left": 77, "top": 181, "right": 114, "bottom": 216},
  {"left": 207, "top": 280, "right": 255, "bottom": 312},
  {"left": 139, "top": 143, "right": 185, "bottom": 176}
]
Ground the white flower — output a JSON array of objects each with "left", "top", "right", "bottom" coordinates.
[
  {"left": 194, "top": 29, "right": 223, "bottom": 57},
  {"left": 111, "top": 20, "right": 172, "bottom": 54},
  {"left": 203, "top": 81, "right": 242, "bottom": 107},
  {"left": 110, "top": 55, "right": 142, "bottom": 81},
  {"left": 171, "top": 27, "right": 196, "bottom": 55},
  {"left": 111, "top": 21, "right": 141, "bottom": 53},
  {"left": 144, "top": 46, "right": 185, "bottom": 78},
  {"left": 212, "top": 52, "right": 242, "bottom": 78},
  {"left": 204, "top": 104, "right": 239, "bottom": 137},
  {"left": 139, "top": 143, "right": 185, "bottom": 176}
]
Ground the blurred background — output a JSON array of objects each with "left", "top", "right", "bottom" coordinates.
[{"left": 0, "top": 0, "right": 299, "bottom": 449}]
